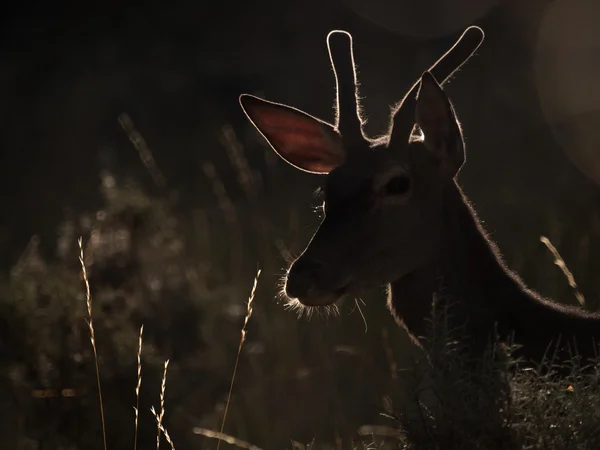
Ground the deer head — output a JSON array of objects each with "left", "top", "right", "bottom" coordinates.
[{"left": 240, "top": 27, "right": 484, "bottom": 309}]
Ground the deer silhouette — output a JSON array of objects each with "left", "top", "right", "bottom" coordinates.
[{"left": 239, "top": 27, "right": 600, "bottom": 366}]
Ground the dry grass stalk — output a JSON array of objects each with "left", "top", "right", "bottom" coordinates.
[
  {"left": 540, "top": 236, "right": 586, "bottom": 306},
  {"left": 357, "top": 425, "right": 403, "bottom": 437},
  {"left": 381, "top": 328, "right": 398, "bottom": 383},
  {"left": 134, "top": 324, "right": 144, "bottom": 450},
  {"left": 217, "top": 269, "right": 261, "bottom": 450},
  {"left": 151, "top": 406, "right": 176, "bottom": 450},
  {"left": 118, "top": 113, "right": 167, "bottom": 188},
  {"left": 193, "top": 427, "right": 262, "bottom": 450},
  {"left": 220, "top": 124, "right": 261, "bottom": 201},
  {"left": 78, "top": 236, "right": 108, "bottom": 450},
  {"left": 203, "top": 162, "right": 237, "bottom": 225},
  {"left": 202, "top": 161, "right": 243, "bottom": 279},
  {"left": 155, "top": 359, "right": 170, "bottom": 450}
]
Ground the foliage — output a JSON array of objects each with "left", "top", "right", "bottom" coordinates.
[{"left": 2, "top": 124, "right": 600, "bottom": 450}]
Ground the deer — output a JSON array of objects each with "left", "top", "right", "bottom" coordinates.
[{"left": 239, "top": 26, "right": 600, "bottom": 368}]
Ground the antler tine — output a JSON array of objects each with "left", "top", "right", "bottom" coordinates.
[
  {"left": 429, "top": 26, "right": 485, "bottom": 86},
  {"left": 327, "top": 30, "right": 365, "bottom": 152},
  {"left": 389, "top": 26, "right": 484, "bottom": 144}
]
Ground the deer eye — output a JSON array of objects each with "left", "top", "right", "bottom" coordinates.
[{"left": 384, "top": 175, "right": 411, "bottom": 196}]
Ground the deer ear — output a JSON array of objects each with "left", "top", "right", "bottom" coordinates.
[
  {"left": 415, "top": 72, "right": 465, "bottom": 176},
  {"left": 240, "top": 94, "right": 345, "bottom": 174}
]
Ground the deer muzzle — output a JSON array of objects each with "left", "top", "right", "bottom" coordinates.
[{"left": 284, "top": 257, "right": 347, "bottom": 306}]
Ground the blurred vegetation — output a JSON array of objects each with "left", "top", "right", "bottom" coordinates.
[
  {"left": 0, "top": 131, "right": 413, "bottom": 448},
  {"left": 2, "top": 119, "right": 600, "bottom": 449}
]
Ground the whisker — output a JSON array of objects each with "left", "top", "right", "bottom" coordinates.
[
  {"left": 280, "top": 295, "right": 344, "bottom": 320},
  {"left": 354, "top": 298, "right": 368, "bottom": 334}
]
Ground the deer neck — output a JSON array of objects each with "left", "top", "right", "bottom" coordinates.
[
  {"left": 387, "top": 181, "right": 600, "bottom": 365},
  {"left": 388, "top": 180, "right": 526, "bottom": 340}
]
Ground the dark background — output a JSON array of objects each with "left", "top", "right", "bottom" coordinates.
[{"left": 1, "top": 0, "right": 600, "bottom": 448}]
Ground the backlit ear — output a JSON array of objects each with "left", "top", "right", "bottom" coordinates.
[
  {"left": 415, "top": 72, "right": 465, "bottom": 177},
  {"left": 240, "top": 94, "right": 345, "bottom": 174}
]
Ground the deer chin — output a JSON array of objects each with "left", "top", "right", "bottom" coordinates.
[{"left": 288, "top": 285, "right": 348, "bottom": 308}]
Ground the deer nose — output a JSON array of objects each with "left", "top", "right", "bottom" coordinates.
[{"left": 285, "top": 258, "right": 327, "bottom": 299}]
